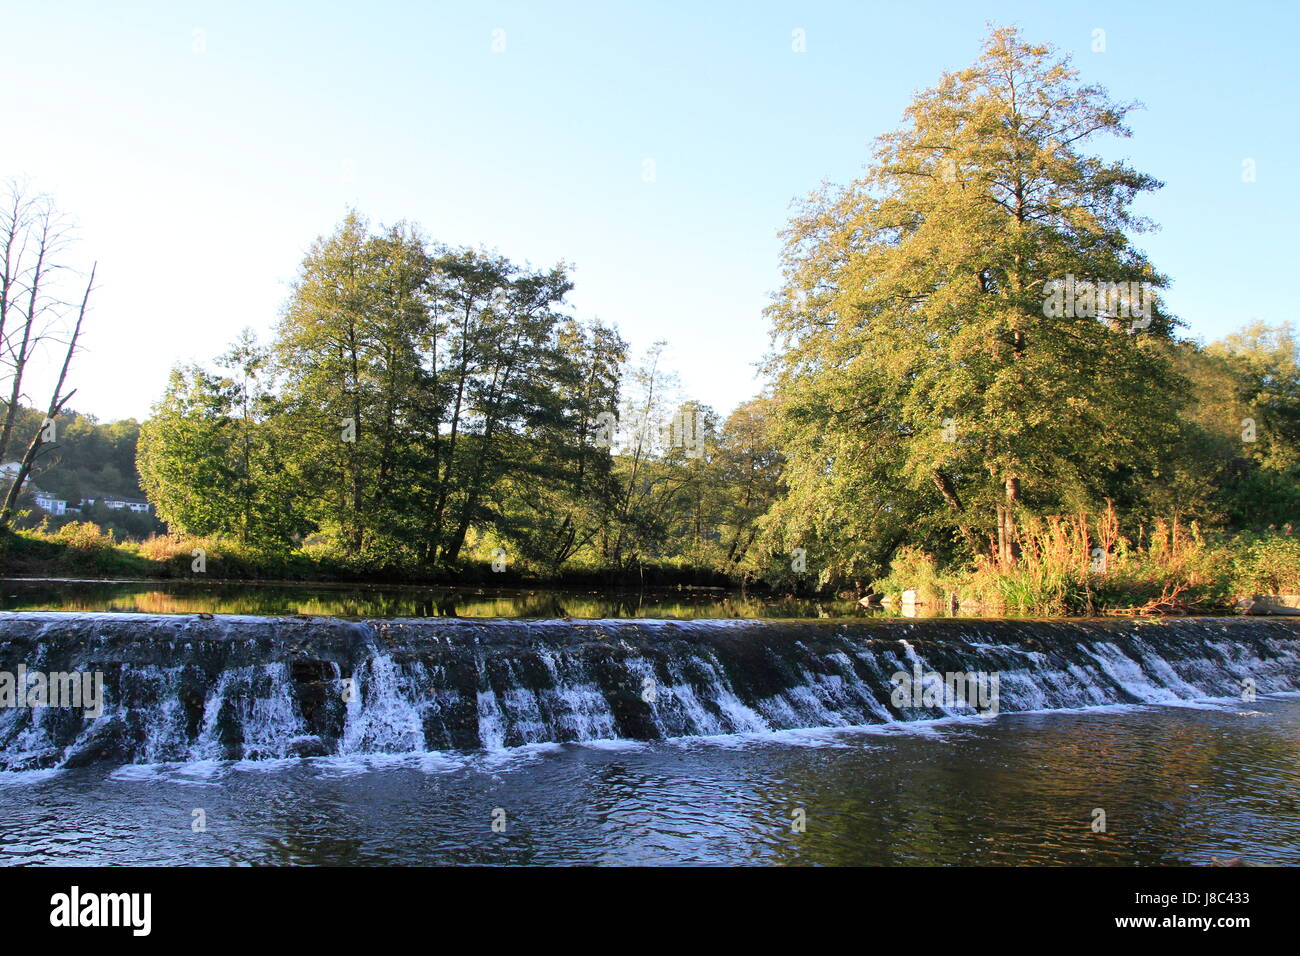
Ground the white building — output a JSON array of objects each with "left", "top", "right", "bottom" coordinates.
[
  {"left": 33, "top": 490, "right": 67, "bottom": 516},
  {"left": 3, "top": 462, "right": 151, "bottom": 517},
  {"left": 1, "top": 463, "right": 68, "bottom": 515},
  {"left": 85, "top": 496, "right": 152, "bottom": 514}
]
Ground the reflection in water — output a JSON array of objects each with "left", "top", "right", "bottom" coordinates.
[
  {"left": 2, "top": 698, "right": 1298, "bottom": 866},
  {"left": 0, "top": 579, "right": 870, "bottom": 619}
]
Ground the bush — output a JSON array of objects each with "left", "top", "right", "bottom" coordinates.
[
  {"left": 51, "top": 521, "right": 118, "bottom": 551},
  {"left": 873, "top": 545, "right": 951, "bottom": 608},
  {"left": 6, "top": 521, "right": 150, "bottom": 575},
  {"left": 129, "top": 533, "right": 308, "bottom": 579},
  {"left": 134, "top": 533, "right": 195, "bottom": 563},
  {"left": 869, "top": 506, "right": 1290, "bottom": 615},
  {"left": 1230, "top": 530, "right": 1300, "bottom": 595}
]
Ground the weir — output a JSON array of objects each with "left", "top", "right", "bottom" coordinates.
[{"left": 0, "top": 612, "right": 1297, "bottom": 770}]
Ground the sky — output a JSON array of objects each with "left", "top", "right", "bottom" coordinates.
[{"left": 2, "top": 0, "right": 1297, "bottom": 423}]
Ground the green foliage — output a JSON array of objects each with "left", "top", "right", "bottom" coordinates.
[
  {"left": 1230, "top": 532, "right": 1300, "bottom": 594},
  {"left": 268, "top": 214, "right": 618, "bottom": 566},
  {"left": 26, "top": 28, "right": 1292, "bottom": 598},
  {"left": 873, "top": 546, "right": 951, "bottom": 607},
  {"left": 0, "top": 523, "right": 151, "bottom": 576},
  {"left": 137, "top": 347, "right": 302, "bottom": 550},
  {"left": 491, "top": 318, "right": 627, "bottom": 573},
  {"left": 50, "top": 520, "right": 117, "bottom": 550},
  {"left": 134, "top": 215, "right": 784, "bottom": 580},
  {"left": 760, "top": 27, "right": 1295, "bottom": 588},
  {"left": 0, "top": 405, "right": 163, "bottom": 540}
]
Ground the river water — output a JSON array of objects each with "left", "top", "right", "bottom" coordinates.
[
  {"left": 1, "top": 583, "right": 1296, "bottom": 866},
  {"left": 2, "top": 695, "right": 1297, "bottom": 866},
  {"left": 0, "top": 578, "right": 864, "bottom": 619}
]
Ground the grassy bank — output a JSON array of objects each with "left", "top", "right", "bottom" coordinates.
[
  {"left": 4, "top": 515, "right": 1295, "bottom": 617},
  {"left": 872, "top": 510, "right": 1300, "bottom": 616},
  {"left": 0, "top": 523, "right": 737, "bottom": 589}
]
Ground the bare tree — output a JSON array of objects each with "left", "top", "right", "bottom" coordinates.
[
  {"left": 0, "top": 265, "right": 95, "bottom": 527},
  {"left": 0, "top": 182, "right": 75, "bottom": 464},
  {"left": 0, "top": 181, "right": 93, "bottom": 529}
]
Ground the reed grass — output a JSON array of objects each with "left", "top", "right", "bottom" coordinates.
[{"left": 875, "top": 503, "right": 1298, "bottom": 615}]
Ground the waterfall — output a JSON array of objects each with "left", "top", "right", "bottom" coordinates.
[{"left": 1, "top": 612, "right": 1296, "bottom": 770}]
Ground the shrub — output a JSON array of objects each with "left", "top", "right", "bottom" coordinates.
[
  {"left": 871, "top": 504, "right": 1273, "bottom": 615},
  {"left": 873, "top": 545, "right": 951, "bottom": 607},
  {"left": 1230, "top": 530, "right": 1300, "bottom": 595},
  {"left": 51, "top": 521, "right": 117, "bottom": 551}
]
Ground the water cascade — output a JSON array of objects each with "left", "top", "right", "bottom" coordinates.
[{"left": 1, "top": 612, "right": 1296, "bottom": 769}]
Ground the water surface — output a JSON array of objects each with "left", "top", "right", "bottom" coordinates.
[
  {"left": 3, "top": 697, "right": 1297, "bottom": 866},
  {"left": 0, "top": 578, "right": 862, "bottom": 619}
]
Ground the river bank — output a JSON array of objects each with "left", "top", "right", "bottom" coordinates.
[{"left": 3, "top": 521, "right": 1297, "bottom": 616}]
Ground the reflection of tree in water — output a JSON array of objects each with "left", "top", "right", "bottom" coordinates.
[{"left": 0, "top": 581, "right": 866, "bottom": 620}]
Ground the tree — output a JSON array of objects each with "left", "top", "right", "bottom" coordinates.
[
  {"left": 0, "top": 182, "right": 96, "bottom": 529},
  {"left": 598, "top": 342, "right": 685, "bottom": 572},
  {"left": 1209, "top": 321, "right": 1300, "bottom": 473},
  {"left": 137, "top": 343, "right": 303, "bottom": 548},
  {"left": 1196, "top": 321, "right": 1300, "bottom": 528},
  {"left": 0, "top": 261, "right": 94, "bottom": 528},
  {"left": 420, "top": 249, "right": 575, "bottom": 564},
  {"left": 271, "top": 213, "right": 424, "bottom": 557},
  {"left": 0, "top": 182, "right": 70, "bottom": 464},
  {"left": 765, "top": 27, "right": 1185, "bottom": 579},
  {"left": 268, "top": 213, "right": 583, "bottom": 567},
  {"left": 493, "top": 317, "right": 627, "bottom": 573},
  {"left": 712, "top": 396, "right": 784, "bottom": 573}
]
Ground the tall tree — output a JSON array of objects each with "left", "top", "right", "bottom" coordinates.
[
  {"left": 599, "top": 342, "right": 684, "bottom": 571},
  {"left": 712, "top": 396, "right": 784, "bottom": 573},
  {"left": 427, "top": 251, "right": 575, "bottom": 563},
  {"left": 0, "top": 182, "right": 70, "bottom": 464},
  {"left": 1201, "top": 321, "right": 1300, "bottom": 527},
  {"left": 272, "top": 213, "right": 430, "bottom": 558},
  {"left": 0, "top": 262, "right": 95, "bottom": 527},
  {"left": 0, "top": 181, "right": 97, "bottom": 524},
  {"left": 766, "top": 27, "right": 1184, "bottom": 577},
  {"left": 493, "top": 317, "right": 627, "bottom": 572},
  {"left": 268, "top": 214, "right": 579, "bottom": 566}
]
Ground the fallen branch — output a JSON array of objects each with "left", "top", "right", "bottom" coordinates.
[{"left": 1102, "top": 581, "right": 1200, "bottom": 616}]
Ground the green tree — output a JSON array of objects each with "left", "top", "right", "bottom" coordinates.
[
  {"left": 598, "top": 343, "right": 688, "bottom": 572},
  {"left": 272, "top": 213, "right": 429, "bottom": 558},
  {"left": 270, "top": 214, "right": 581, "bottom": 567},
  {"left": 493, "top": 317, "right": 628, "bottom": 573},
  {"left": 1203, "top": 321, "right": 1300, "bottom": 527},
  {"left": 766, "top": 26, "right": 1185, "bottom": 580},
  {"left": 712, "top": 396, "right": 784, "bottom": 574},
  {"left": 137, "top": 348, "right": 302, "bottom": 548}
]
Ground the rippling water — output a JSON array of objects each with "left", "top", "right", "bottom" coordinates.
[{"left": 3, "top": 697, "right": 1297, "bottom": 866}]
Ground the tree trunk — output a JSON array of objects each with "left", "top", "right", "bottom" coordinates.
[
  {"left": 996, "top": 475, "right": 1021, "bottom": 566},
  {"left": 931, "top": 468, "right": 980, "bottom": 552},
  {"left": 0, "top": 265, "right": 93, "bottom": 528}
]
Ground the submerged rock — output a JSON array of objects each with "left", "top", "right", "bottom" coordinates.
[{"left": 285, "top": 735, "right": 334, "bottom": 758}]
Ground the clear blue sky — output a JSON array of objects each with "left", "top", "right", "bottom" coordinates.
[{"left": 4, "top": 0, "right": 1297, "bottom": 422}]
